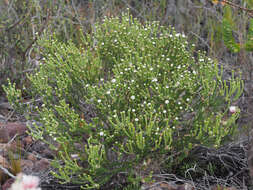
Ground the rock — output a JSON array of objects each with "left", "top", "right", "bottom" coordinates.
[
  {"left": 31, "top": 141, "right": 46, "bottom": 153},
  {"left": 2, "top": 178, "right": 15, "bottom": 190},
  {"left": 0, "top": 122, "right": 27, "bottom": 143},
  {"left": 0, "top": 128, "right": 9, "bottom": 143},
  {"left": 20, "top": 159, "right": 34, "bottom": 172},
  {"left": 0, "top": 155, "right": 9, "bottom": 168},
  {"left": 33, "top": 158, "right": 50, "bottom": 172},
  {"left": 211, "top": 185, "right": 238, "bottom": 190},
  {"left": 41, "top": 148, "right": 55, "bottom": 159},
  {"left": 23, "top": 136, "right": 33, "bottom": 147},
  {"left": 27, "top": 153, "right": 37, "bottom": 162},
  {"left": 0, "top": 143, "right": 11, "bottom": 154},
  {"left": 141, "top": 182, "right": 195, "bottom": 190}
]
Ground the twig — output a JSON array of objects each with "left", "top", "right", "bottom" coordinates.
[
  {"left": 5, "top": 15, "right": 26, "bottom": 32},
  {"left": 223, "top": 0, "right": 253, "bottom": 15},
  {"left": 4, "top": 110, "right": 15, "bottom": 123},
  {"left": 214, "top": 0, "right": 253, "bottom": 18},
  {"left": 23, "top": 9, "right": 51, "bottom": 60},
  {"left": 0, "top": 165, "right": 17, "bottom": 179}
]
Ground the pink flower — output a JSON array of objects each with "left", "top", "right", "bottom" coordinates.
[
  {"left": 21, "top": 175, "right": 40, "bottom": 189},
  {"left": 9, "top": 173, "right": 41, "bottom": 190},
  {"left": 229, "top": 106, "right": 237, "bottom": 114}
]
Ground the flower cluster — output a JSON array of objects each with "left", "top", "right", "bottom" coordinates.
[{"left": 9, "top": 173, "right": 41, "bottom": 190}]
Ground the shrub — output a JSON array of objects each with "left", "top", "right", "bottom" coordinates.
[
  {"left": 3, "top": 12, "right": 243, "bottom": 189},
  {"left": 0, "top": 0, "right": 89, "bottom": 95}
]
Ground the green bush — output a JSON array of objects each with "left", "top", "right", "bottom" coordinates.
[
  {"left": 0, "top": 0, "right": 88, "bottom": 95},
  {"left": 3, "top": 12, "right": 243, "bottom": 189}
]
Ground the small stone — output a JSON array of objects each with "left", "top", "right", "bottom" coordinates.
[
  {"left": 0, "top": 155, "right": 9, "bottom": 168},
  {"left": 2, "top": 178, "right": 15, "bottom": 190},
  {"left": 27, "top": 153, "right": 37, "bottom": 162},
  {"left": 24, "top": 136, "right": 33, "bottom": 147},
  {"left": 42, "top": 149, "right": 55, "bottom": 158},
  {"left": 0, "top": 122, "right": 27, "bottom": 143},
  {"left": 0, "top": 128, "right": 9, "bottom": 143},
  {"left": 34, "top": 158, "right": 50, "bottom": 172},
  {"left": 20, "top": 159, "right": 34, "bottom": 170}
]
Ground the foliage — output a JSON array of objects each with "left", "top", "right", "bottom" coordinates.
[
  {"left": 222, "top": 5, "right": 240, "bottom": 53},
  {"left": 212, "top": 0, "right": 253, "bottom": 53},
  {"left": 0, "top": 0, "right": 91, "bottom": 95},
  {"left": 0, "top": 0, "right": 231, "bottom": 96},
  {"left": 3, "top": 11, "right": 243, "bottom": 189}
]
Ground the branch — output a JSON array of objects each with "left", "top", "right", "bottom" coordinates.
[{"left": 218, "top": 0, "right": 253, "bottom": 18}]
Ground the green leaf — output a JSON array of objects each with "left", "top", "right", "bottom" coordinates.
[{"left": 222, "top": 18, "right": 240, "bottom": 53}]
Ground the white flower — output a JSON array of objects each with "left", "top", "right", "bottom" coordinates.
[
  {"left": 163, "top": 110, "right": 167, "bottom": 113},
  {"left": 135, "top": 118, "right": 139, "bottom": 122},
  {"left": 97, "top": 99, "right": 101, "bottom": 103},
  {"left": 186, "top": 98, "right": 190, "bottom": 102},
  {"left": 130, "top": 95, "right": 135, "bottom": 100},
  {"left": 152, "top": 78, "right": 158, "bottom": 82},
  {"left": 111, "top": 79, "right": 116, "bottom": 83},
  {"left": 165, "top": 100, "right": 169, "bottom": 104},
  {"left": 99, "top": 132, "right": 104, "bottom": 136},
  {"left": 71, "top": 154, "right": 79, "bottom": 159},
  {"left": 132, "top": 109, "right": 136, "bottom": 112},
  {"left": 229, "top": 106, "right": 237, "bottom": 114}
]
